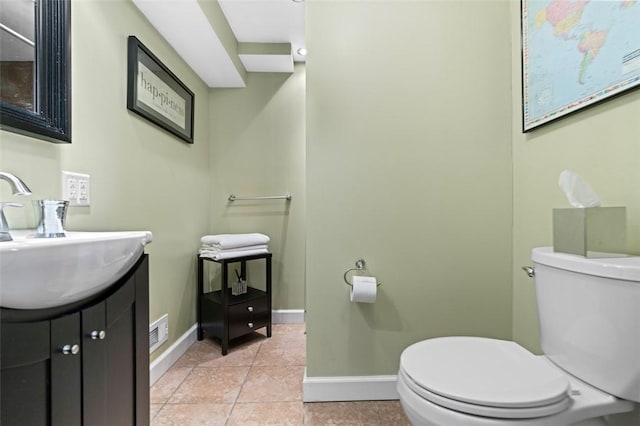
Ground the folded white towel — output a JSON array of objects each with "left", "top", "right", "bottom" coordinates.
[
  {"left": 199, "top": 247, "right": 269, "bottom": 260},
  {"left": 200, "top": 244, "right": 268, "bottom": 253},
  {"left": 200, "top": 233, "right": 270, "bottom": 250}
]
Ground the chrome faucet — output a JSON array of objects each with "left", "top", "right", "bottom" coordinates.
[
  {"left": 0, "top": 172, "right": 32, "bottom": 241},
  {"left": 0, "top": 172, "right": 32, "bottom": 196}
]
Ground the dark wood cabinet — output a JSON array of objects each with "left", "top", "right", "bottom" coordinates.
[
  {"left": 197, "top": 253, "right": 272, "bottom": 355},
  {"left": 0, "top": 254, "right": 149, "bottom": 426}
]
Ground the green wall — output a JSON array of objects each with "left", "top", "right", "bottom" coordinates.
[
  {"left": 509, "top": 2, "right": 640, "bottom": 353},
  {"left": 305, "top": 0, "right": 513, "bottom": 377},
  {"left": 0, "top": 0, "right": 211, "bottom": 362},
  {"left": 208, "top": 65, "right": 306, "bottom": 309},
  {"left": 3, "top": 0, "right": 636, "bottom": 377}
]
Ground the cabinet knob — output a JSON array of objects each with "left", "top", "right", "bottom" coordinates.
[
  {"left": 62, "top": 344, "right": 80, "bottom": 355},
  {"left": 247, "top": 322, "right": 254, "bottom": 329},
  {"left": 90, "top": 330, "right": 106, "bottom": 340},
  {"left": 247, "top": 306, "right": 253, "bottom": 312}
]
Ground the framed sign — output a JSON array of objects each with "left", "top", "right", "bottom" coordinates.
[
  {"left": 127, "top": 36, "right": 194, "bottom": 143},
  {"left": 521, "top": 1, "right": 640, "bottom": 132}
]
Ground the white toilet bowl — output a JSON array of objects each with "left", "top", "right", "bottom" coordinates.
[
  {"left": 398, "top": 249, "right": 640, "bottom": 425},
  {"left": 397, "top": 337, "right": 636, "bottom": 426}
]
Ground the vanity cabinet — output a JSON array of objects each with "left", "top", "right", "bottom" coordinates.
[
  {"left": 0, "top": 254, "right": 149, "bottom": 426},
  {"left": 197, "top": 253, "right": 272, "bottom": 355}
]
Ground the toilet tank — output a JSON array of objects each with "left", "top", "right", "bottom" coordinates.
[{"left": 531, "top": 247, "right": 640, "bottom": 403}]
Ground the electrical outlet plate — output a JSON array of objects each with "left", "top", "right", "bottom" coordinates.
[{"left": 62, "top": 171, "right": 91, "bottom": 206}]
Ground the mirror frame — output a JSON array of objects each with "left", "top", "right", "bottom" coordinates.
[{"left": 0, "top": 0, "right": 71, "bottom": 143}]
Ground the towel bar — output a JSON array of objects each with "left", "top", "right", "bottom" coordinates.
[{"left": 228, "top": 193, "right": 292, "bottom": 202}]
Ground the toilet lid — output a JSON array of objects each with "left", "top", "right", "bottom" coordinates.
[{"left": 400, "top": 337, "right": 570, "bottom": 411}]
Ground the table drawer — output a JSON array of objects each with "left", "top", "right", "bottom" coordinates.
[{"left": 228, "top": 298, "right": 269, "bottom": 339}]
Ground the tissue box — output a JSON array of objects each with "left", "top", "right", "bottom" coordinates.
[{"left": 552, "top": 207, "right": 626, "bottom": 257}]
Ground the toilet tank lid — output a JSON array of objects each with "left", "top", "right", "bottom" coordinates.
[{"left": 532, "top": 247, "right": 640, "bottom": 282}]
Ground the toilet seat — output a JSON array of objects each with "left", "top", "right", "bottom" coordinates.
[
  {"left": 399, "top": 368, "right": 572, "bottom": 419},
  {"left": 400, "top": 337, "right": 572, "bottom": 419}
]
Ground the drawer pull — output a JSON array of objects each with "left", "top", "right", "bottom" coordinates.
[
  {"left": 248, "top": 322, "right": 254, "bottom": 329},
  {"left": 62, "top": 344, "right": 80, "bottom": 355},
  {"left": 247, "top": 306, "right": 254, "bottom": 312},
  {"left": 90, "top": 330, "right": 106, "bottom": 340}
]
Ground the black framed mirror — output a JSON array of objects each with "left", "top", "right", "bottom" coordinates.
[{"left": 0, "top": 0, "right": 71, "bottom": 143}]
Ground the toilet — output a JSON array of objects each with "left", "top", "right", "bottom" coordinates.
[{"left": 397, "top": 247, "right": 640, "bottom": 426}]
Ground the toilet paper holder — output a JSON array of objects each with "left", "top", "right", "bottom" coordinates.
[{"left": 343, "top": 259, "right": 382, "bottom": 287}]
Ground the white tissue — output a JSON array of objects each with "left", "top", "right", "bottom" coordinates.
[
  {"left": 558, "top": 170, "right": 601, "bottom": 208},
  {"left": 350, "top": 276, "right": 377, "bottom": 303}
]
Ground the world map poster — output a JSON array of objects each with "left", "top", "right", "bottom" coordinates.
[{"left": 522, "top": 0, "right": 640, "bottom": 131}]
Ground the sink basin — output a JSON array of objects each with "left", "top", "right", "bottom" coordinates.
[{"left": 0, "top": 230, "right": 152, "bottom": 309}]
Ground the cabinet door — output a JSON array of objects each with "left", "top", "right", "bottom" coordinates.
[
  {"left": 2, "top": 312, "right": 83, "bottom": 426},
  {"left": 51, "top": 313, "right": 82, "bottom": 425},
  {"left": 81, "top": 271, "right": 136, "bottom": 426},
  {"left": 82, "top": 255, "right": 149, "bottom": 426},
  {"left": 0, "top": 320, "right": 50, "bottom": 426},
  {"left": 105, "top": 271, "right": 136, "bottom": 426},
  {"left": 82, "top": 302, "right": 107, "bottom": 426}
]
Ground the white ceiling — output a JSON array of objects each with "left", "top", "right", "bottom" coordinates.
[
  {"left": 133, "top": 0, "right": 305, "bottom": 88},
  {"left": 219, "top": 0, "right": 305, "bottom": 62}
]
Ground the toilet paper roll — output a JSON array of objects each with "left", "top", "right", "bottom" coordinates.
[{"left": 350, "top": 276, "right": 377, "bottom": 303}]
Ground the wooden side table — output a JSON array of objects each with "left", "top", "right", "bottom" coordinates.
[{"left": 197, "top": 253, "right": 272, "bottom": 355}]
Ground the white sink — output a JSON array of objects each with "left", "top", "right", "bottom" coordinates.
[{"left": 0, "top": 230, "right": 152, "bottom": 309}]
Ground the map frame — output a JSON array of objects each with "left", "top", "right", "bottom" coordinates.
[{"left": 521, "top": 0, "right": 640, "bottom": 132}]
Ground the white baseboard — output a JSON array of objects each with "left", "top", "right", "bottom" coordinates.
[
  {"left": 303, "top": 370, "right": 399, "bottom": 402},
  {"left": 149, "top": 323, "right": 197, "bottom": 386},
  {"left": 149, "top": 309, "right": 305, "bottom": 385},
  {"left": 272, "top": 309, "right": 305, "bottom": 324}
]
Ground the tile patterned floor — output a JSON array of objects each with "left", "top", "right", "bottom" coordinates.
[{"left": 150, "top": 324, "right": 411, "bottom": 425}]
